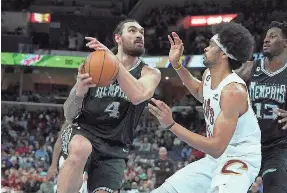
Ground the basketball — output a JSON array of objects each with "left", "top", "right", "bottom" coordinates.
[{"left": 82, "top": 50, "right": 119, "bottom": 87}]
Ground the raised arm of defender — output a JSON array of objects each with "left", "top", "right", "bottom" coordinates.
[{"left": 168, "top": 32, "right": 206, "bottom": 103}]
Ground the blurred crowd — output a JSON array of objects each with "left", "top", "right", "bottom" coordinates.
[
  {"left": 141, "top": 0, "right": 287, "bottom": 55},
  {"left": 1, "top": 84, "right": 199, "bottom": 106},
  {"left": 1, "top": 85, "right": 69, "bottom": 105},
  {"left": 1, "top": 107, "right": 62, "bottom": 193},
  {"left": 5, "top": 0, "right": 285, "bottom": 56},
  {"left": 1, "top": 102, "right": 205, "bottom": 192},
  {"left": 1, "top": 103, "right": 263, "bottom": 193},
  {"left": 3, "top": 0, "right": 287, "bottom": 56}
]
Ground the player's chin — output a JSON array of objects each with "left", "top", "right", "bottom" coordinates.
[
  {"left": 262, "top": 50, "right": 272, "bottom": 57},
  {"left": 203, "top": 59, "right": 209, "bottom": 67},
  {"left": 133, "top": 47, "right": 145, "bottom": 55}
]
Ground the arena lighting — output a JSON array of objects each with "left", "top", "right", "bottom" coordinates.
[
  {"left": 30, "top": 13, "right": 51, "bottom": 23},
  {"left": 165, "top": 76, "right": 169, "bottom": 80},
  {"left": 182, "top": 14, "right": 238, "bottom": 28}
]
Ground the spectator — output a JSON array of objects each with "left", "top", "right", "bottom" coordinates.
[
  {"left": 127, "top": 182, "right": 139, "bottom": 193},
  {"left": 255, "top": 176, "right": 263, "bottom": 193},
  {"left": 38, "top": 180, "right": 54, "bottom": 193},
  {"left": 35, "top": 146, "right": 49, "bottom": 162},
  {"left": 153, "top": 147, "right": 175, "bottom": 188},
  {"left": 248, "top": 182, "right": 261, "bottom": 193},
  {"left": 180, "top": 144, "right": 192, "bottom": 161},
  {"left": 76, "top": 31, "right": 84, "bottom": 51},
  {"left": 68, "top": 31, "right": 77, "bottom": 50},
  {"left": 139, "top": 137, "right": 151, "bottom": 152},
  {"left": 137, "top": 167, "right": 147, "bottom": 181},
  {"left": 151, "top": 139, "right": 159, "bottom": 151}
]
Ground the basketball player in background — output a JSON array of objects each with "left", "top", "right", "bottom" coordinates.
[
  {"left": 57, "top": 19, "right": 161, "bottom": 193},
  {"left": 149, "top": 23, "right": 261, "bottom": 193},
  {"left": 46, "top": 121, "right": 70, "bottom": 181},
  {"left": 235, "top": 21, "right": 287, "bottom": 193},
  {"left": 46, "top": 121, "right": 88, "bottom": 193}
]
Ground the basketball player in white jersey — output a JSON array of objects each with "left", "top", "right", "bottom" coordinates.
[{"left": 148, "top": 23, "right": 261, "bottom": 193}]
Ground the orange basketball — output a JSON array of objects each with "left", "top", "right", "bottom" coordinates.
[{"left": 82, "top": 50, "right": 119, "bottom": 87}]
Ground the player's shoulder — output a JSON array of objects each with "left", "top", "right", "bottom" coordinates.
[
  {"left": 222, "top": 83, "right": 248, "bottom": 100},
  {"left": 142, "top": 65, "right": 161, "bottom": 77},
  {"left": 221, "top": 83, "right": 248, "bottom": 109}
]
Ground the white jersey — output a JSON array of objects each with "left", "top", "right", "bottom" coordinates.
[
  {"left": 202, "top": 70, "right": 261, "bottom": 156},
  {"left": 161, "top": 71, "right": 261, "bottom": 193}
]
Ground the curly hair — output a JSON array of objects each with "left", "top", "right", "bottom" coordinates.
[
  {"left": 212, "top": 22, "right": 255, "bottom": 70},
  {"left": 268, "top": 21, "right": 287, "bottom": 38}
]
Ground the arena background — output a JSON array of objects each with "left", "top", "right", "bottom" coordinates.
[{"left": 1, "top": 0, "right": 286, "bottom": 192}]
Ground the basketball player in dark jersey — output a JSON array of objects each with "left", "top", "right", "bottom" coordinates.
[
  {"left": 46, "top": 121, "right": 70, "bottom": 181},
  {"left": 46, "top": 121, "right": 88, "bottom": 192},
  {"left": 57, "top": 19, "right": 161, "bottom": 193},
  {"left": 236, "top": 21, "right": 287, "bottom": 193}
]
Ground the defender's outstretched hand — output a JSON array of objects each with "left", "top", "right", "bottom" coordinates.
[
  {"left": 148, "top": 98, "right": 174, "bottom": 128},
  {"left": 168, "top": 32, "right": 184, "bottom": 67}
]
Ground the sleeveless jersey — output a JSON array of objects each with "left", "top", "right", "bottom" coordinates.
[
  {"left": 249, "top": 58, "right": 287, "bottom": 150},
  {"left": 203, "top": 70, "right": 261, "bottom": 156},
  {"left": 75, "top": 60, "right": 148, "bottom": 146}
]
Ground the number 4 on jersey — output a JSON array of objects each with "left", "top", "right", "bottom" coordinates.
[{"left": 104, "top": 102, "right": 120, "bottom": 118}]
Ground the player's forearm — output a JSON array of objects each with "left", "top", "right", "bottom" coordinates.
[
  {"left": 170, "top": 123, "right": 223, "bottom": 158},
  {"left": 63, "top": 84, "right": 84, "bottom": 121},
  {"left": 173, "top": 64, "right": 203, "bottom": 102},
  {"left": 51, "top": 121, "right": 70, "bottom": 166},
  {"left": 117, "top": 64, "right": 152, "bottom": 105},
  {"left": 51, "top": 136, "right": 62, "bottom": 167}
]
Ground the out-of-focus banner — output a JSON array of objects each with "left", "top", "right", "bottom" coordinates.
[
  {"left": 1, "top": 52, "right": 264, "bottom": 69},
  {"left": 1, "top": 53, "right": 85, "bottom": 68},
  {"left": 182, "top": 14, "right": 237, "bottom": 28},
  {"left": 1, "top": 12, "right": 29, "bottom": 34},
  {"left": 30, "top": 13, "right": 51, "bottom": 23}
]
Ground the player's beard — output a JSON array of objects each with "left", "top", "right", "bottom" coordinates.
[
  {"left": 122, "top": 42, "right": 145, "bottom": 57},
  {"left": 203, "top": 53, "right": 220, "bottom": 68},
  {"left": 203, "top": 54, "right": 214, "bottom": 68}
]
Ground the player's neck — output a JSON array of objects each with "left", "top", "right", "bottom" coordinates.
[
  {"left": 116, "top": 52, "right": 139, "bottom": 71},
  {"left": 209, "top": 64, "right": 231, "bottom": 90},
  {"left": 265, "top": 50, "right": 287, "bottom": 72}
]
